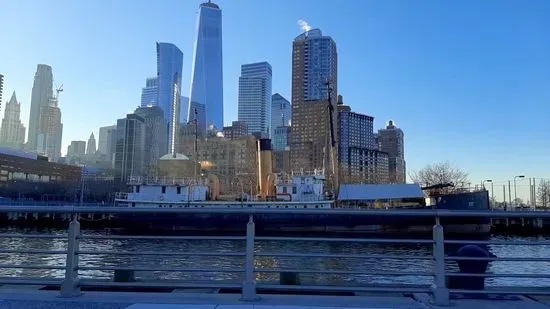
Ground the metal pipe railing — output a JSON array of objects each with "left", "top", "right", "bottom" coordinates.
[{"left": 1, "top": 208, "right": 550, "bottom": 306}]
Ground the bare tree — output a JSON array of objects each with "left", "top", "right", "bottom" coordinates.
[
  {"left": 512, "top": 197, "right": 524, "bottom": 205},
  {"left": 409, "top": 161, "right": 469, "bottom": 188},
  {"left": 537, "top": 180, "right": 550, "bottom": 208}
]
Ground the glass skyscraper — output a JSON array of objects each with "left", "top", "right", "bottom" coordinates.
[
  {"left": 140, "top": 77, "right": 158, "bottom": 107},
  {"left": 189, "top": 1, "right": 223, "bottom": 133},
  {"left": 271, "top": 93, "right": 291, "bottom": 138},
  {"left": 180, "top": 96, "right": 189, "bottom": 124},
  {"left": 238, "top": 62, "right": 272, "bottom": 137},
  {"left": 156, "top": 42, "right": 183, "bottom": 154}
]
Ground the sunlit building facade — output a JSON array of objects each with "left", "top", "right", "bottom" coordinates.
[
  {"left": 140, "top": 77, "right": 158, "bottom": 107},
  {"left": 156, "top": 42, "right": 183, "bottom": 155},
  {"left": 189, "top": 1, "right": 224, "bottom": 133},
  {"left": 27, "top": 64, "right": 53, "bottom": 152},
  {"left": 238, "top": 62, "right": 272, "bottom": 137},
  {"left": 290, "top": 29, "right": 338, "bottom": 174}
]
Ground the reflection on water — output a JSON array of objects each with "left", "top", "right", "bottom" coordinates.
[{"left": 0, "top": 228, "right": 549, "bottom": 287}]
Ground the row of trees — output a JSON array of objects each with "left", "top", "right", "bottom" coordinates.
[{"left": 410, "top": 161, "right": 550, "bottom": 207}]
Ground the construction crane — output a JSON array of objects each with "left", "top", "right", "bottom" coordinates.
[{"left": 55, "top": 84, "right": 63, "bottom": 100}]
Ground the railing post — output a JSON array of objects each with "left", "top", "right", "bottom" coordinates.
[
  {"left": 431, "top": 217, "right": 449, "bottom": 306},
  {"left": 60, "top": 215, "right": 81, "bottom": 297},
  {"left": 241, "top": 214, "right": 259, "bottom": 301}
]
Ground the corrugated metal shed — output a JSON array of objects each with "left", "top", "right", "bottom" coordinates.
[{"left": 338, "top": 184, "right": 424, "bottom": 201}]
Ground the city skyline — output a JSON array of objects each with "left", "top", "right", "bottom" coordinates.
[{"left": 1, "top": 0, "right": 549, "bottom": 183}]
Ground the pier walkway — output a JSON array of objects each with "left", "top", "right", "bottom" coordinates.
[{"left": 0, "top": 289, "right": 549, "bottom": 309}]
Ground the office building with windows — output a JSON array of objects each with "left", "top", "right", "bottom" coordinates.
[
  {"left": 223, "top": 121, "right": 248, "bottom": 140},
  {"left": 27, "top": 64, "right": 53, "bottom": 152},
  {"left": 115, "top": 114, "right": 146, "bottom": 182},
  {"left": 140, "top": 77, "right": 158, "bottom": 107},
  {"left": 271, "top": 93, "right": 291, "bottom": 138},
  {"left": 189, "top": 1, "right": 224, "bottom": 133},
  {"left": 156, "top": 42, "right": 183, "bottom": 154},
  {"left": 238, "top": 62, "right": 272, "bottom": 137},
  {"left": 98, "top": 125, "right": 117, "bottom": 163}
]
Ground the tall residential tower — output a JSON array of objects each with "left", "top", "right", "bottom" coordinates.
[
  {"left": 238, "top": 62, "right": 272, "bottom": 137},
  {"left": 378, "top": 120, "right": 406, "bottom": 183},
  {"left": 188, "top": 1, "right": 223, "bottom": 133},
  {"left": 290, "top": 29, "right": 338, "bottom": 176}
]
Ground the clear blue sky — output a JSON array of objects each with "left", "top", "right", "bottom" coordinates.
[{"left": 1, "top": 0, "right": 549, "bottom": 190}]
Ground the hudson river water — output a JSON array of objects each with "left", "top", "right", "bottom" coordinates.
[{"left": 1, "top": 228, "right": 549, "bottom": 288}]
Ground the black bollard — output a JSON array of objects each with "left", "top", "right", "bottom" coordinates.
[
  {"left": 449, "top": 245, "right": 494, "bottom": 290},
  {"left": 114, "top": 270, "right": 135, "bottom": 283},
  {"left": 280, "top": 272, "right": 300, "bottom": 285}
]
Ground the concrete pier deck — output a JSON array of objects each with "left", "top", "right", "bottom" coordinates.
[{"left": 0, "top": 290, "right": 548, "bottom": 309}]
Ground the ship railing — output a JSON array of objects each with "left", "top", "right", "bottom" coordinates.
[
  {"left": 127, "top": 176, "right": 206, "bottom": 186},
  {"left": 3, "top": 208, "right": 550, "bottom": 304},
  {"left": 113, "top": 192, "right": 128, "bottom": 200}
]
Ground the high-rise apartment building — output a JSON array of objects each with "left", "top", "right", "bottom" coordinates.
[
  {"left": 345, "top": 148, "right": 389, "bottom": 184},
  {"left": 238, "top": 62, "right": 272, "bottom": 137},
  {"left": 271, "top": 93, "right": 291, "bottom": 137},
  {"left": 0, "top": 91, "right": 26, "bottom": 150},
  {"left": 378, "top": 120, "right": 406, "bottom": 183},
  {"left": 134, "top": 105, "right": 168, "bottom": 176},
  {"left": 86, "top": 133, "right": 96, "bottom": 155},
  {"left": 338, "top": 105, "right": 389, "bottom": 183},
  {"left": 290, "top": 29, "right": 338, "bottom": 176},
  {"left": 189, "top": 1, "right": 223, "bottom": 133},
  {"left": 156, "top": 42, "right": 183, "bottom": 155},
  {"left": 115, "top": 114, "right": 146, "bottom": 181},
  {"left": 339, "top": 110, "right": 375, "bottom": 162},
  {"left": 27, "top": 65, "right": 53, "bottom": 152},
  {"left": 36, "top": 94, "right": 62, "bottom": 162},
  {"left": 140, "top": 77, "right": 158, "bottom": 107}
]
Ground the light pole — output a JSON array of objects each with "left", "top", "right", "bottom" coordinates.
[
  {"left": 514, "top": 175, "right": 525, "bottom": 205},
  {"left": 482, "top": 179, "right": 493, "bottom": 207},
  {"left": 232, "top": 177, "right": 244, "bottom": 202}
]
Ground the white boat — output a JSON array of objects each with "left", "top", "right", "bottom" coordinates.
[{"left": 114, "top": 171, "right": 333, "bottom": 209}]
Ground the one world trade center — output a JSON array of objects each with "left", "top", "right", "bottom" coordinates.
[{"left": 188, "top": 1, "right": 223, "bottom": 134}]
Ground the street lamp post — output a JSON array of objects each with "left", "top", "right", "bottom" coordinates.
[
  {"left": 514, "top": 175, "right": 525, "bottom": 205},
  {"left": 232, "top": 177, "right": 244, "bottom": 202},
  {"left": 482, "top": 179, "right": 493, "bottom": 207}
]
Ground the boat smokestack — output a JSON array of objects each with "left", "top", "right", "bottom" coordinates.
[{"left": 257, "top": 138, "right": 273, "bottom": 199}]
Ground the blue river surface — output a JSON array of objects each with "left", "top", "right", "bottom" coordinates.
[{"left": 0, "top": 227, "right": 548, "bottom": 288}]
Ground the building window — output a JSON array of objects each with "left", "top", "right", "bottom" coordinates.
[
  {"left": 162, "top": 186, "right": 166, "bottom": 193},
  {"left": 136, "top": 185, "right": 140, "bottom": 193},
  {"left": 177, "top": 186, "right": 181, "bottom": 194}
]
